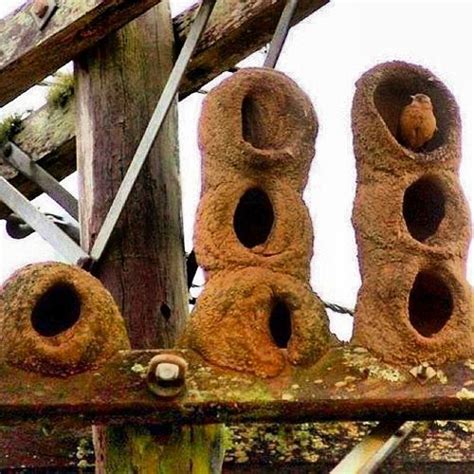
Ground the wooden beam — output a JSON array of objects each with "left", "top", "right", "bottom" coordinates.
[
  {"left": 1, "top": 419, "right": 473, "bottom": 470},
  {"left": 0, "top": 0, "right": 328, "bottom": 107},
  {"left": 0, "top": 0, "right": 163, "bottom": 107},
  {"left": 0, "top": 101, "right": 75, "bottom": 220},
  {"left": 175, "top": 0, "right": 329, "bottom": 98},
  {"left": 0, "top": 0, "right": 329, "bottom": 220}
]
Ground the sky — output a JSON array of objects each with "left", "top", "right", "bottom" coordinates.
[{"left": 0, "top": 0, "right": 472, "bottom": 341}]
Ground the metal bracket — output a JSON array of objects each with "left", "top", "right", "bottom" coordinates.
[
  {"left": 0, "top": 178, "right": 88, "bottom": 264},
  {"left": 1, "top": 141, "right": 78, "bottom": 220},
  {"left": 264, "top": 0, "right": 299, "bottom": 68},
  {"left": 89, "top": 0, "right": 217, "bottom": 263},
  {"left": 30, "top": 0, "right": 58, "bottom": 30}
]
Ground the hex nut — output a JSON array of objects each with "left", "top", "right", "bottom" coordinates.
[
  {"left": 32, "top": 0, "right": 49, "bottom": 18},
  {"left": 146, "top": 353, "right": 188, "bottom": 398}
]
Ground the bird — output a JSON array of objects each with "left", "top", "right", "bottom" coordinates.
[{"left": 398, "top": 93, "right": 437, "bottom": 151}]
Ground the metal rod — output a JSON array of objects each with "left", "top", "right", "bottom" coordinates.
[
  {"left": 0, "top": 178, "right": 89, "bottom": 263},
  {"left": 331, "top": 421, "right": 415, "bottom": 474},
  {"left": 90, "top": 0, "right": 216, "bottom": 263},
  {"left": 263, "top": 0, "right": 299, "bottom": 68},
  {"left": 1, "top": 142, "right": 79, "bottom": 220}
]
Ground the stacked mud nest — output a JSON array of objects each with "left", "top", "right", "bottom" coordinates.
[
  {"left": 184, "top": 68, "right": 331, "bottom": 377},
  {"left": 352, "top": 61, "right": 473, "bottom": 366}
]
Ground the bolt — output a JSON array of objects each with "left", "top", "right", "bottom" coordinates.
[
  {"left": 146, "top": 353, "right": 188, "bottom": 398},
  {"left": 155, "top": 362, "right": 180, "bottom": 381},
  {"left": 32, "top": 0, "right": 49, "bottom": 19}
]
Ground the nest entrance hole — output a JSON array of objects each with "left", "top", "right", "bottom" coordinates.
[
  {"left": 31, "top": 283, "right": 81, "bottom": 337},
  {"left": 373, "top": 77, "right": 448, "bottom": 152},
  {"left": 234, "top": 188, "right": 274, "bottom": 248},
  {"left": 403, "top": 176, "right": 446, "bottom": 243},
  {"left": 241, "top": 92, "right": 283, "bottom": 150},
  {"left": 269, "top": 299, "right": 292, "bottom": 348},
  {"left": 408, "top": 271, "right": 453, "bottom": 338}
]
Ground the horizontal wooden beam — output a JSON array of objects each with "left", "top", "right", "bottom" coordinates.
[
  {"left": 0, "top": 101, "right": 75, "bottom": 221},
  {"left": 0, "top": 0, "right": 329, "bottom": 220},
  {"left": 0, "top": 347, "right": 471, "bottom": 426},
  {"left": 0, "top": 0, "right": 163, "bottom": 107},
  {"left": 2, "top": 419, "right": 473, "bottom": 470},
  {"left": 175, "top": 0, "right": 329, "bottom": 98}
]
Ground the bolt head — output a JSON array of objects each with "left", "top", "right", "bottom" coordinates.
[
  {"left": 146, "top": 353, "right": 188, "bottom": 398},
  {"left": 32, "top": 0, "right": 49, "bottom": 19},
  {"left": 155, "top": 362, "right": 180, "bottom": 381}
]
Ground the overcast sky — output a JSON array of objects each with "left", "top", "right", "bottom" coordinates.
[{"left": 0, "top": 0, "right": 472, "bottom": 341}]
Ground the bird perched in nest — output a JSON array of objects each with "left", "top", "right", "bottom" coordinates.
[{"left": 398, "top": 93, "right": 437, "bottom": 151}]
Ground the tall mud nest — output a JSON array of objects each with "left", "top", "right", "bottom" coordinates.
[
  {"left": 184, "top": 68, "right": 331, "bottom": 377},
  {"left": 352, "top": 61, "right": 473, "bottom": 367},
  {"left": 0, "top": 262, "right": 130, "bottom": 376}
]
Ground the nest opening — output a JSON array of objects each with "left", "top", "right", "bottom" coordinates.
[
  {"left": 408, "top": 270, "right": 453, "bottom": 338},
  {"left": 234, "top": 187, "right": 274, "bottom": 248},
  {"left": 403, "top": 175, "right": 446, "bottom": 242},
  {"left": 269, "top": 299, "right": 292, "bottom": 348},
  {"left": 241, "top": 92, "right": 282, "bottom": 150},
  {"left": 373, "top": 76, "right": 451, "bottom": 152},
  {"left": 31, "top": 283, "right": 81, "bottom": 337}
]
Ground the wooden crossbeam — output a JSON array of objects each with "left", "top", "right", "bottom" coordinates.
[
  {"left": 0, "top": 0, "right": 329, "bottom": 220},
  {"left": 0, "top": 0, "right": 164, "bottom": 107},
  {"left": 2, "top": 419, "right": 473, "bottom": 470}
]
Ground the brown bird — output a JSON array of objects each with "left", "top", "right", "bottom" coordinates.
[{"left": 398, "top": 93, "right": 437, "bottom": 151}]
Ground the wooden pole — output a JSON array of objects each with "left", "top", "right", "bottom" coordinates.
[{"left": 75, "top": 1, "right": 223, "bottom": 471}]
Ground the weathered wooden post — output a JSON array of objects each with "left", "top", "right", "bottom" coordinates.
[{"left": 75, "top": 1, "right": 223, "bottom": 470}]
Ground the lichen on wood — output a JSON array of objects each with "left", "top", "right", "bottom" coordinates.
[{"left": 46, "top": 73, "right": 75, "bottom": 109}]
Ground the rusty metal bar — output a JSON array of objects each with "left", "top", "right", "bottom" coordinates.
[{"left": 0, "top": 347, "right": 471, "bottom": 426}]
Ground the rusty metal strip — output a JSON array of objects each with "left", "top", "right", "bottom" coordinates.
[{"left": 0, "top": 347, "right": 471, "bottom": 426}]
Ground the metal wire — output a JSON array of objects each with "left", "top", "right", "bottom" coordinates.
[{"left": 324, "top": 302, "right": 354, "bottom": 316}]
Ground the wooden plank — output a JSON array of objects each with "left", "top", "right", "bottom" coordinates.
[
  {"left": 0, "top": 0, "right": 163, "bottom": 107},
  {"left": 0, "top": 347, "right": 471, "bottom": 425},
  {"left": 0, "top": 0, "right": 329, "bottom": 220},
  {"left": 74, "top": 1, "right": 223, "bottom": 470},
  {"left": 175, "top": 0, "right": 329, "bottom": 98},
  {"left": 1, "top": 420, "right": 473, "bottom": 470},
  {"left": 0, "top": 0, "right": 328, "bottom": 107},
  {"left": 0, "top": 101, "right": 75, "bottom": 221}
]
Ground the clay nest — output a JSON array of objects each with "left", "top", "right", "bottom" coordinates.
[{"left": 0, "top": 262, "right": 130, "bottom": 376}]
